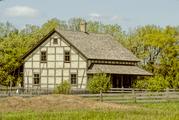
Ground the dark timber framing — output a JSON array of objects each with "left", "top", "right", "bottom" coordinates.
[
  {"left": 23, "top": 32, "right": 87, "bottom": 90},
  {"left": 22, "top": 27, "right": 152, "bottom": 90},
  {"left": 21, "top": 28, "right": 87, "bottom": 60}
]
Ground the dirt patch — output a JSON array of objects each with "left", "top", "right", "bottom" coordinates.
[{"left": 0, "top": 95, "right": 138, "bottom": 112}]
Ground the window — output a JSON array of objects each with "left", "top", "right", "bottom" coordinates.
[
  {"left": 71, "top": 74, "right": 77, "bottom": 85},
  {"left": 41, "top": 51, "right": 47, "bottom": 62},
  {"left": 33, "top": 73, "right": 40, "bottom": 85},
  {"left": 53, "top": 38, "right": 58, "bottom": 44},
  {"left": 64, "top": 51, "right": 70, "bottom": 62}
]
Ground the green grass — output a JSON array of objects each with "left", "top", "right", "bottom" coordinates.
[{"left": 1, "top": 102, "right": 179, "bottom": 120}]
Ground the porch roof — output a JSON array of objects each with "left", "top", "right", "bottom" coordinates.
[{"left": 87, "top": 64, "right": 153, "bottom": 76}]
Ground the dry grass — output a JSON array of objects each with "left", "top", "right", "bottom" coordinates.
[
  {"left": 0, "top": 95, "right": 179, "bottom": 120},
  {"left": 0, "top": 94, "right": 137, "bottom": 112}
]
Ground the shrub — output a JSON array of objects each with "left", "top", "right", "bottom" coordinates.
[
  {"left": 54, "top": 80, "right": 71, "bottom": 94},
  {"left": 87, "top": 73, "right": 112, "bottom": 93},
  {"left": 169, "top": 73, "right": 179, "bottom": 88},
  {"left": 134, "top": 75, "right": 169, "bottom": 91}
]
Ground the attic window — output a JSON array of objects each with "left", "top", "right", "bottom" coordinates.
[
  {"left": 64, "top": 51, "right": 70, "bottom": 63},
  {"left": 53, "top": 38, "right": 58, "bottom": 44},
  {"left": 41, "top": 51, "right": 47, "bottom": 62}
]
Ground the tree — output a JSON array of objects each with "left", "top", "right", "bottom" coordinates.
[
  {"left": 0, "top": 22, "right": 17, "bottom": 39},
  {"left": 87, "top": 21, "right": 101, "bottom": 33},
  {"left": 123, "top": 25, "right": 179, "bottom": 88},
  {"left": 0, "top": 18, "right": 60, "bottom": 86},
  {"left": 0, "top": 18, "right": 178, "bottom": 89},
  {"left": 134, "top": 75, "right": 169, "bottom": 91},
  {"left": 20, "top": 24, "right": 39, "bottom": 35},
  {"left": 68, "top": 18, "right": 84, "bottom": 31},
  {"left": 87, "top": 73, "right": 111, "bottom": 93}
]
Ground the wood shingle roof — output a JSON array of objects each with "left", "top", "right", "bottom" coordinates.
[
  {"left": 87, "top": 64, "right": 152, "bottom": 76},
  {"left": 22, "top": 28, "right": 140, "bottom": 62},
  {"left": 58, "top": 29, "right": 140, "bottom": 61}
]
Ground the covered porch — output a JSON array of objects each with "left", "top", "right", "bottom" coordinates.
[
  {"left": 112, "top": 74, "right": 131, "bottom": 88},
  {"left": 87, "top": 64, "right": 152, "bottom": 88},
  {"left": 111, "top": 74, "right": 137, "bottom": 88}
]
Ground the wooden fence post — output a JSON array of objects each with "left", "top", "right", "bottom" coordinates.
[
  {"left": 132, "top": 88, "right": 136, "bottom": 103},
  {"left": 166, "top": 88, "right": 169, "bottom": 102},
  {"left": 8, "top": 87, "right": 10, "bottom": 96},
  {"left": 100, "top": 90, "right": 103, "bottom": 102},
  {"left": 8, "top": 81, "right": 12, "bottom": 97}
]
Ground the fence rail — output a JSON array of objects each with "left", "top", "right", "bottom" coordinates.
[
  {"left": 78, "top": 88, "right": 179, "bottom": 103},
  {"left": 0, "top": 87, "right": 179, "bottom": 103},
  {"left": 0, "top": 87, "right": 54, "bottom": 97}
]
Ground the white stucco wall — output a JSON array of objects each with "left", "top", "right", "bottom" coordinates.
[{"left": 23, "top": 32, "right": 87, "bottom": 89}]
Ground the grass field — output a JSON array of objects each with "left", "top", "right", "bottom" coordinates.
[{"left": 0, "top": 95, "right": 179, "bottom": 120}]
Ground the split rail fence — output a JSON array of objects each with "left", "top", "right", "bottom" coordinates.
[
  {"left": 0, "top": 87, "right": 54, "bottom": 97},
  {"left": 77, "top": 88, "right": 179, "bottom": 103},
  {"left": 0, "top": 87, "right": 179, "bottom": 103}
]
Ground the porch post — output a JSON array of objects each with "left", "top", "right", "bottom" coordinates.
[
  {"left": 121, "top": 75, "right": 124, "bottom": 88},
  {"left": 131, "top": 76, "right": 133, "bottom": 88},
  {"left": 116, "top": 75, "right": 119, "bottom": 88}
]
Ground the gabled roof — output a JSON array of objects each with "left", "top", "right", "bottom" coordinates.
[
  {"left": 87, "top": 64, "right": 153, "bottom": 76},
  {"left": 22, "top": 28, "right": 140, "bottom": 61},
  {"left": 58, "top": 29, "right": 140, "bottom": 61}
]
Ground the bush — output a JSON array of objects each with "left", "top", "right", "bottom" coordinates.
[
  {"left": 87, "top": 73, "right": 112, "bottom": 93},
  {"left": 174, "top": 73, "right": 179, "bottom": 88},
  {"left": 134, "top": 75, "right": 169, "bottom": 91},
  {"left": 54, "top": 80, "right": 71, "bottom": 94}
]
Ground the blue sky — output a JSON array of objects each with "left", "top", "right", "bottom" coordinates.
[{"left": 0, "top": 0, "right": 179, "bottom": 30}]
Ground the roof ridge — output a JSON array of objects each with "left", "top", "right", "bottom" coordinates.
[{"left": 55, "top": 27, "right": 113, "bottom": 36}]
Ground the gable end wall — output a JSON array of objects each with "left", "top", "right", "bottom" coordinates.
[{"left": 23, "top": 32, "right": 87, "bottom": 89}]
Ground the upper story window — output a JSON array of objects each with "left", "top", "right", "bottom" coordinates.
[
  {"left": 33, "top": 73, "right": 40, "bottom": 85},
  {"left": 53, "top": 38, "right": 58, "bottom": 44},
  {"left": 41, "top": 51, "right": 47, "bottom": 62},
  {"left": 64, "top": 51, "right": 70, "bottom": 63},
  {"left": 71, "top": 74, "right": 77, "bottom": 85}
]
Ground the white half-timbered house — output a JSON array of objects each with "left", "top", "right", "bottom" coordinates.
[{"left": 22, "top": 23, "right": 152, "bottom": 90}]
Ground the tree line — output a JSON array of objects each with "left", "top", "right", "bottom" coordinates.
[{"left": 0, "top": 18, "right": 178, "bottom": 90}]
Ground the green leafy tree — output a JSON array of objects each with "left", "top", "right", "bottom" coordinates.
[
  {"left": 0, "top": 19, "right": 60, "bottom": 86},
  {"left": 0, "top": 22, "right": 17, "bottom": 38},
  {"left": 87, "top": 73, "right": 111, "bottom": 93},
  {"left": 87, "top": 21, "right": 101, "bottom": 33},
  {"left": 124, "top": 25, "right": 179, "bottom": 88},
  {"left": 0, "top": 18, "right": 178, "bottom": 89},
  {"left": 68, "top": 18, "right": 84, "bottom": 31}
]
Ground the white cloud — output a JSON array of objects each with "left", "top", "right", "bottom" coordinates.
[
  {"left": 111, "top": 15, "right": 121, "bottom": 21},
  {"left": 89, "top": 13, "right": 113, "bottom": 21},
  {"left": 89, "top": 13, "right": 102, "bottom": 21},
  {"left": 5, "top": 6, "right": 39, "bottom": 18},
  {"left": 88, "top": 13, "right": 123, "bottom": 22}
]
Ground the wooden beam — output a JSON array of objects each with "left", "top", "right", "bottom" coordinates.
[{"left": 121, "top": 75, "right": 124, "bottom": 88}]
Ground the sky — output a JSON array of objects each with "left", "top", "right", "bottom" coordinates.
[{"left": 0, "top": 0, "right": 179, "bottom": 31}]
